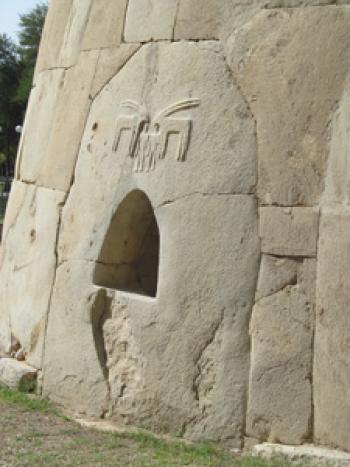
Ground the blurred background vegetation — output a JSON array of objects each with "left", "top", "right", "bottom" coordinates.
[{"left": 0, "top": 2, "right": 47, "bottom": 221}]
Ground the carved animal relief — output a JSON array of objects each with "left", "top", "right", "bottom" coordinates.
[{"left": 113, "top": 99, "right": 200, "bottom": 172}]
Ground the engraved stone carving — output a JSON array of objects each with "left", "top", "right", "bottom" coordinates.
[{"left": 113, "top": 99, "right": 200, "bottom": 172}]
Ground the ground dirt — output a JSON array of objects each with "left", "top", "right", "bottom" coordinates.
[{"left": 0, "top": 386, "right": 300, "bottom": 466}]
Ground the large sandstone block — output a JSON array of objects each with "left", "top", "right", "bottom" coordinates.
[
  {"left": 0, "top": 181, "right": 65, "bottom": 369},
  {"left": 44, "top": 194, "right": 259, "bottom": 441},
  {"left": 82, "top": 0, "right": 128, "bottom": 50},
  {"left": 57, "top": 42, "right": 257, "bottom": 264},
  {"left": 90, "top": 45, "right": 141, "bottom": 100},
  {"left": 247, "top": 257, "right": 316, "bottom": 444},
  {"left": 35, "top": 0, "right": 73, "bottom": 72},
  {"left": 43, "top": 262, "right": 109, "bottom": 417},
  {"left": 0, "top": 358, "right": 37, "bottom": 391},
  {"left": 227, "top": 7, "right": 350, "bottom": 205},
  {"left": 260, "top": 207, "right": 319, "bottom": 257},
  {"left": 18, "top": 51, "right": 99, "bottom": 192},
  {"left": 314, "top": 207, "right": 350, "bottom": 452},
  {"left": 125, "top": 0, "right": 178, "bottom": 42}
]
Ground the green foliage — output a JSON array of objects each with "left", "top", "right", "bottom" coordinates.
[
  {"left": 0, "top": 2, "right": 47, "bottom": 178},
  {"left": 16, "top": 2, "right": 48, "bottom": 105}
]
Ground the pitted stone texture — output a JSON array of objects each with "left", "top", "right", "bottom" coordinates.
[
  {"left": 44, "top": 194, "right": 259, "bottom": 442},
  {"left": 247, "top": 258, "right": 316, "bottom": 444},
  {"left": 57, "top": 42, "right": 256, "bottom": 264},
  {"left": 0, "top": 358, "right": 37, "bottom": 391},
  {"left": 260, "top": 207, "right": 319, "bottom": 257},
  {"left": 0, "top": 181, "right": 65, "bottom": 369},
  {"left": 18, "top": 51, "right": 99, "bottom": 192},
  {"left": 43, "top": 262, "right": 109, "bottom": 417},
  {"left": 227, "top": 7, "right": 350, "bottom": 205},
  {"left": 125, "top": 0, "right": 178, "bottom": 42},
  {"left": 314, "top": 207, "right": 350, "bottom": 452}
]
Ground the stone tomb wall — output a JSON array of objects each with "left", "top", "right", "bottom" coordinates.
[{"left": 1, "top": 0, "right": 350, "bottom": 452}]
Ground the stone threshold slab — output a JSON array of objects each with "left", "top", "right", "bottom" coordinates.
[{"left": 253, "top": 443, "right": 350, "bottom": 466}]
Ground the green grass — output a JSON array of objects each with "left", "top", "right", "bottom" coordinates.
[
  {"left": 0, "top": 384, "right": 66, "bottom": 417},
  {"left": 0, "top": 384, "right": 312, "bottom": 466}
]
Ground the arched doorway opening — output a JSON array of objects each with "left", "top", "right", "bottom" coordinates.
[{"left": 93, "top": 190, "right": 159, "bottom": 297}]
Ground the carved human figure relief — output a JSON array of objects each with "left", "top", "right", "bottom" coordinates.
[{"left": 113, "top": 99, "right": 200, "bottom": 172}]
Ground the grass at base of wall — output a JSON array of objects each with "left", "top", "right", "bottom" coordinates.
[{"left": 0, "top": 383, "right": 309, "bottom": 466}]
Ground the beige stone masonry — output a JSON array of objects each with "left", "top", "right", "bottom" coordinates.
[
  {"left": 227, "top": 7, "right": 350, "bottom": 205},
  {"left": 314, "top": 206, "right": 350, "bottom": 452},
  {"left": 247, "top": 258, "right": 316, "bottom": 444},
  {"left": 124, "top": 0, "right": 178, "bottom": 42},
  {"left": 82, "top": 0, "right": 128, "bottom": 50},
  {"left": 0, "top": 181, "right": 65, "bottom": 369},
  {"left": 0, "top": 358, "right": 37, "bottom": 391},
  {"left": 18, "top": 50, "right": 99, "bottom": 192},
  {"left": 260, "top": 207, "right": 319, "bottom": 257}
]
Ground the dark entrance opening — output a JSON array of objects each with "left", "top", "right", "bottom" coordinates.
[{"left": 93, "top": 190, "right": 159, "bottom": 297}]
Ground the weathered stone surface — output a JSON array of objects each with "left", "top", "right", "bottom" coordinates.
[
  {"left": 125, "top": 0, "right": 178, "bottom": 42},
  {"left": 323, "top": 88, "right": 350, "bottom": 206},
  {"left": 43, "top": 262, "right": 109, "bottom": 417},
  {"left": 44, "top": 194, "right": 259, "bottom": 441},
  {"left": 314, "top": 207, "right": 350, "bottom": 452},
  {"left": 90, "top": 45, "right": 141, "bottom": 99},
  {"left": 0, "top": 181, "right": 65, "bottom": 369},
  {"left": 255, "top": 255, "right": 298, "bottom": 301},
  {"left": 174, "top": 0, "right": 220, "bottom": 40},
  {"left": 260, "top": 207, "right": 319, "bottom": 257},
  {"left": 227, "top": 7, "right": 350, "bottom": 205},
  {"left": 35, "top": 0, "right": 73, "bottom": 72},
  {"left": 247, "top": 258, "right": 316, "bottom": 444},
  {"left": 16, "top": 69, "right": 66, "bottom": 185},
  {"left": 18, "top": 51, "right": 99, "bottom": 192},
  {"left": 57, "top": 42, "right": 256, "bottom": 264},
  {"left": 82, "top": 0, "right": 128, "bottom": 50},
  {"left": 253, "top": 443, "right": 350, "bottom": 467},
  {"left": 6, "top": 0, "right": 350, "bottom": 454},
  {"left": 0, "top": 358, "right": 37, "bottom": 391}
]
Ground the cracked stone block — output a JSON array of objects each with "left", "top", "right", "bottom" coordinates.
[
  {"left": 0, "top": 181, "right": 65, "bottom": 369},
  {"left": 255, "top": 255, "right": 298, "bottom": 301},
  {"left": 82, "top": 0, "right": 128, "bottom": 50},
  {"left": 227, "top": 7, "right": 350, "bottom": 205},
  {"left": 314, "top": 207, "right": 350, "bottom": 452},
  {"left": 124, "top": 0, "right": 178, "bottom": 42},
  {"left": 259, "top": 207, "right": 319, "bottom": 257},
  {"left": 18, "top": 50, "right": 99, "bottom": 192},
  {"left": 44, "top": 194, "right": 259, "bottom": 442},
  {"left": 0, "top": 358, "right": 37, "bottom": 391},
  {"left": 247, "top": 258, "right": 316, "bottom": 444},
  {"left": 35, "top": 0, "right": 73, "bottom": 72},
  {"left": 56, "top": 41, "right": 256, "bottom": 264},
  {"left": 90, "top": 44, "right": 141, "bottom": 99}
]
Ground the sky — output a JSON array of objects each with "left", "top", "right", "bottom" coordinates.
[{"left": 0, "top": 0, "right": 41, "bottom": 41}]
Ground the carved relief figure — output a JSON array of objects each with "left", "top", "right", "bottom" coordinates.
[{"left": 113, "top": 99, "right": 200, "bottom": 172}]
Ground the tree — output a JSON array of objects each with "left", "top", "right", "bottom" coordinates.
[
  {"left": 0, "top": 2, "right": 48, "bottom": 179},
  {"left": 0, "top": 34, "right": 21, "bottom": 177},
  {"left": 16, "top": 2, "right": 48, "bottom": 106}
]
